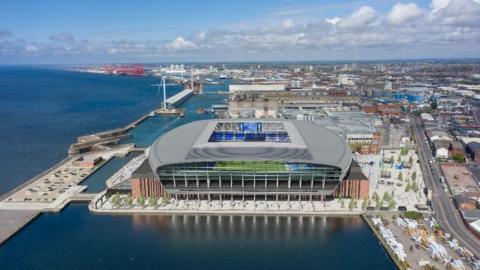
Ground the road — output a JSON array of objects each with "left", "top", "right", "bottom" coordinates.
[{"left": 412, "top": 117, "right": 480, "bottom": 258}]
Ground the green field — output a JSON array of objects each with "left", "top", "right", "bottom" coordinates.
[{"left": 214, "top": 161, "right": 286, "bottom": 172}]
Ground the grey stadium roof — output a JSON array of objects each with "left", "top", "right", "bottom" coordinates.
[{"left": 148, "top": 119, "right": 352, "bottom": 175}]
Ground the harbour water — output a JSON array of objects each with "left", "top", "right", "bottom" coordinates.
[
  {"left": 0, "top": 67, "right": 395, "bottom": 269},
  {"left": 0, "top": 204, "right": 395, "bottom": 270}
]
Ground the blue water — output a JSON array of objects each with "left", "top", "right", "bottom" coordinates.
[
  {"left": 0, "top": 204, "right": 395, "bottom": 270},
  {"left": 0, "top": 67, "right": 178, "bottom": 195},
  {"left": 80, "top": 154, "right": 135, "bottom": 193},
  {"left": 0, "top": 67, "right": 395, "bottom": 269}
]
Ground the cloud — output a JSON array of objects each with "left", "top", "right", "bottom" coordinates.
[
  {"left": 431, "top": 0, "right": 452, "bottom": 13},
  {"left": 338, "top": 6, "right": 377, "bottom": 29},
  {"left": 49, "top": 33, "right": 75, "bottom": 43},
  {"left": 282, "top": 19, "right": 295, "bottom": 28},
  {"left": 165, "top": 37, "right": 198, "bottom": 51},
  {"left": 24, "top": 44, "right": 40, "bottom": 52},
  {"left": 0, "top": 29, "right": 12, "bottom": 39},
  {"left": 429, "top": 0, "right": 480, "bottom": 26},
  {"left": 1, "top": 1, "right": 480, "bottom": 62},
  {"left": 325, "top": 17, "right": 341, "bottom": 25},
  {"left": 388, "top": 3, "right": 423, "bottom": 25}
]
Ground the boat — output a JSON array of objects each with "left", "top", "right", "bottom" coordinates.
[{"left": 196, "top": 107, "right": 205, "bottom": 114}]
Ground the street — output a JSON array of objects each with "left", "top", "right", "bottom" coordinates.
[{"left": 412, "top": 117, "right": 480, "bottom": 258}]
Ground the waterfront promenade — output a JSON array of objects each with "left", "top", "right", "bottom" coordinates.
[{"left": 0, "top": 210, "right": 39, "bottom": 245}]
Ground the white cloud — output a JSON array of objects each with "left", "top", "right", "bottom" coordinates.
[
  {"left": 325, "top": 17, "right": 341, "bottom": 25},
  {"left": 165, "top": 37, "right": 197, "bottom": 51},
  {"left": 338, "top": 6, "right": 377, "bottom": 28},
  {"left": 388, "top": 3, "right": 423, "bottom": 25},
  {"left": 196, "top": 32, "right": 206, "bottom": 41},
  {"left": 24, "top": 44, "right": 39, "bottom": 52},
  {"left": 49, "top": 33, "right": 75, "bottom": 43},
  {"left": 282, "top": 19, "right": 295, "bottom": 28},
  {"left": 429, "top": 0, "right": 480, "bottom": 26},
  {"left": 431, "top": 0, "right": 452, "bottom": 13}
]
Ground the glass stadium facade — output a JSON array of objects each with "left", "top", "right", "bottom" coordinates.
[{"left": 147, "top": 119, "right": 353, "bottom": 201}]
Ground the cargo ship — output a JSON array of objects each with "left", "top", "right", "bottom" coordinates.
[{"left": 103, "top": 65, "right": 145, "bottom": 76}]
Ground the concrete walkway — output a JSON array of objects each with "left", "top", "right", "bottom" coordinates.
[{"left": 0, "top": 209, "right": 39, "bottom": 245}]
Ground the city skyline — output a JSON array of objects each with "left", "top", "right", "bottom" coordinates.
[{"left": 0, "top": 0, "right": 480, "bottom": 64}]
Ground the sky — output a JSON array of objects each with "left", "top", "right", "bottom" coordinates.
[{"left": 0, "top": 0, "right": 479, "bottom": 64}]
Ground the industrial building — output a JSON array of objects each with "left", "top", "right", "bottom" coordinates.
[{"left": 128, "top": 119, "right": 369, "bottom": 201}]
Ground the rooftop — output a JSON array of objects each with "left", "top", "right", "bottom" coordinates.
[{"left": 149, "top": 119, "right": 352, "bottom": 174}]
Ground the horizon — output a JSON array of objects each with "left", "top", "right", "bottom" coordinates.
[{"left": 1, "top": 0, "right": 480, "bottom": 64}]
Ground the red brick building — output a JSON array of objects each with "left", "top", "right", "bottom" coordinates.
[
  {"left": 334, "top": 161, "right": 369, "bottom": 199},
  {"left": 130, "top": 160, "right": 165, "bottom": 198}
]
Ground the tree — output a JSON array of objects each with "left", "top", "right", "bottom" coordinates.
[
  {"left": 397, "top": 155, "right": 402, "bottom": 163},
  {"left": 405, "top": 182, "right": 411, "bottom": 192},
  {"left": 372, "top": 192, "right": 378, "bottom": 201},
  {"left": 162, "top": 192, "right": 169, "bottom": 206},
  {"left": 411, "top": 181, "right": 419, "bottom": 192},
  {"left": 411, "top": 171, "right": 417, "bottom": 181},
  {"left": 389, "top": 156, "right": 394, "bottom": 164},
  {"left": 452, "top": 153, "right": 465, "bottom": 163},
  {"left": 339, "top": 197, "right": 345, "bottom": 208},
  {"left": 137, "top": 196, "right": 146, "bottom": 208},
  {"left": 408, "top": 155, "right": 413, "bottom": 164},
  {"left": 383, "top": 191, "right": 390, "bottom": 202},
  {"left": 398, "top": 172, "right": 403, "bottom": 181},
  {"left": 150, "top": 196, "right": 158, "bottom": 208},
  {"left": 401, "top": 147, "right": 408, "bottom": 156},
  {"left": 125, "top": 195, "right": 133, "bottom": 208},
  {"left": 376, "top": 199, "right": 383, "bottom": 209},
  {"left": 361, "top": 198, "right": 367, "bottom": 210},
  {"left": 349, "top": 198, "right": 355, "bottom": 210},
  {"left": 111, "top": 193, "right": 120, "bottom": 209},
  {"left": 388, "top": 199, "right": 396, "bottom": 210}
]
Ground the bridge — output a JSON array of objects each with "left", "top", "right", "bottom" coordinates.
[{"left": 70, "top": 193, "right": 97, "bottom": 202}]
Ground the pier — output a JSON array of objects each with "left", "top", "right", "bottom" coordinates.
[
  {"left": 0, "top": 210, "right": 39, "bottom": 245},
  {"left": 163, "top": 89, "right": 193, "bottom": 109}
]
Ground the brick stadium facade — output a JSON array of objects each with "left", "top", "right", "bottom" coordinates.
[
  {"left": 130, "top": 160, "right": 165, "bottom": 198},
  {"left": 334, "top": 161, "right": 369, "bottom": 199}
]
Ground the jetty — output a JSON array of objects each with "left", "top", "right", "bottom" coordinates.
[{"left": 0, "top": 210, "right": 39, "bottom": 245}]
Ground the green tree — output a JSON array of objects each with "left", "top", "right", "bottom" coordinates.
[
  {"left": 372, "top": 191, "right": 378, "bottom": 201},
  {"left": 339, "top": 197, "right": 345, "bottom": 208},
  {"left": 452, "top": 153, "right": 465, "bottom": 163},
  {"left": 361, "top": 198, "right": 367, "bottom": 210},
  {"left": 376, "top": 199, "right": 383, "bottom": 209},
  {"left": 398, "top": 172, "right": 403, "bottom": 181},
  {"left": 401, "top": 147, "right": 408, "bottom": 156},
  {"left": 383, "top": 191, "right": 390, "bottom": 202},
  {"left": 348, "top": 198, "right": 356, "bottom": 211},
  {"left": 162, "top": 192, "right": 169, "bottom": 206},
  {"left": 388, "top": 199, "right": 396, "bottom": 210},
  {"left": 125, "top": 195, "right": 133, "bottom": 208},
  {"left": 405, "top": 182, "right": 411, "bottom": 192},
  {"left": 111, "top": 193, "right": 120, "bottom": 209},
  {"left": 137, "top": 196, "right": 146, "bottom": 208},
  {"left": 397, "top": 155, "right": 402, "bottom": 163},
  {"left": 150, "top": 196, "right": 158, "bottom": 208},
  {"left": 411, "top": 171, "right": 417, "bottom": 181},
  {"left": 411, "top": 181, "right": 419, "bottom": 192},
  {"left": 408, "top": 155, "right": 413, "bottom": 164}
]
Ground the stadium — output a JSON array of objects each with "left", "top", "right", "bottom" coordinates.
[{"left": 126, "top": 119, "right": 368, "bottom": 202}]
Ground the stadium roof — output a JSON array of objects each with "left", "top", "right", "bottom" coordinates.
[{"left": 149, "top": 119, "right": 352, "bottom": 173}]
